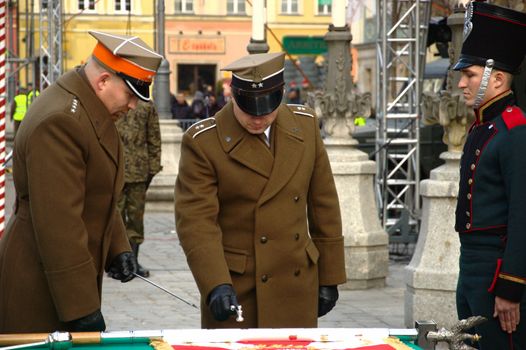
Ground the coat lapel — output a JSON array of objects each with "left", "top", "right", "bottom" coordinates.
[
  {"left": 216, "top": 102, "right": 274, "bottom": 178},
  {"left": 259, "top": 105, "right": 304, "bottom": 205},
  {"left": 56, "top": 68, "right": 119, "bottom": 167}
]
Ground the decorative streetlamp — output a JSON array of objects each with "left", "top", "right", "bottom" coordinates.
[{"left": 247, "top": 0, "right": 269, "bottom": 54}]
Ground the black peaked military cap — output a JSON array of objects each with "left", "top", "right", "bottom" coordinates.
[
  {"left": 453, "top": 1, "right": 526, "bottom": 73},
  {"left": 221, "top": 52, "right": 286, "bottom": 116}
]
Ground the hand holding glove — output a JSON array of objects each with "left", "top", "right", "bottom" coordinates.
[
  {"left": 107, "top": 251, "right": 137, "bottom": 282},
  {"left": 68, "top": 309, "right": 106, "bottom": 332},
  {"left": 318, "top": 285, "right": 339, "bottom": 317},
  {"left": 208, "top": 284, "right": 239, "bottom": 321}
]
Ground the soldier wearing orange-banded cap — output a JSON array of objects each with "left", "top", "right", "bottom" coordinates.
[{"left": 0, "top": 31, "right": 162, "bottom": 333}]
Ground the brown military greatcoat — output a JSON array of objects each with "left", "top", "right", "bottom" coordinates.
[
  {"left": 175, "top": 102, "right": 346, "bottom": 328},
  {"left": 0, "top": 67, "right": 130, "bottom": 332}
]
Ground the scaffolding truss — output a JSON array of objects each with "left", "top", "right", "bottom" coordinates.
[
  {"left": 39, "top": 0, "right": 62, "bottom": 89},
  {"left": 375, "top": 0, "right": 431, "bottom": 243}
]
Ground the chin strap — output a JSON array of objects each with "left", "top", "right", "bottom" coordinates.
[{"left": 473, "top": 59, "right": 495, "bottom": 109}]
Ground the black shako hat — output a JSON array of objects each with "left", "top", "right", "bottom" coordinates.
[
  {"left": 221, "top": 52, "right": 285, "bottom": 116},
  {"left": 453, "top": 1, "right": 526, "bottom": 73}
]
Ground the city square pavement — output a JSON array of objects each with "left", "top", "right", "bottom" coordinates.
[{"left": 3, "top": 171, "right": 413, "bottom": 332}]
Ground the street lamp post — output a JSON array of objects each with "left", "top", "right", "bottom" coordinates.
[
  {"left": 247, "top": 0, "right": 269, "bottom": 54},
  {"left": 153, "top": 0, "right": 172, "bottom": 119}
]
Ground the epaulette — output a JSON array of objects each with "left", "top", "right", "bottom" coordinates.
[
  {"left": 287, "top": 104, "right": 316, "bottom": 118},
  {"left": 186, "top": 117, "right": 217, "bottom": 139},
  {"left": 502, "top": 106, "right": 526, "bottom": 130}
]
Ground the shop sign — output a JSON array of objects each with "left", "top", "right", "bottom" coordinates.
[
  {"left": 282, "top": 36, "right": 327, "bottom": 55},
  {"left": 169, "top": 36, "right": 225, "bottom": 54}
]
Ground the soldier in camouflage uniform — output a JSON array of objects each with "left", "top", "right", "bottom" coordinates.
[{"left": 116, "top": 100, "right": 162, "bottom": 277}]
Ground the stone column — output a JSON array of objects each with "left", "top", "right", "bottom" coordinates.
[
  {"left": 404, "top": 7, "right": 474, "bottom": 328},
  {"left": 146, "top": 120, "right": 183, "bottom": 212},
  {"left": 309, "top": 23, "right": 388, "bottom": 289}
]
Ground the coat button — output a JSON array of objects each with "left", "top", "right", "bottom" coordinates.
[
  {"left": 293, "top": 196, "right": 300, "bottom": 202},
  {"left": 465, "top": 211, "right": 470, "bottom": 217},
  {"left": 467, "top": 193, "right": 472, "bottom": 200},
  {"left": 470, "top": 164, "right": 476, "bottom": 171},
  {"left": 261, "top": 275, "right": 268, "bottom": 282},
  {"left": 294, "top": 269, "right": 301, "bottom": 276},
  {"left": 468, "top": 178, "right": 473, "bottom": 185},
  {"left": 475, "top": 149, "right": 481, "bottom": 156},
  {"left": 294, "top": 233, "right": 300, "bottom": 240},
  {"left": 260, "top": 236, "right": 268, "bottom": 244},
  {"left": 466, "top": 223, "right": 471, "bottom": 229}
]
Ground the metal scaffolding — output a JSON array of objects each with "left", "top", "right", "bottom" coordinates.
[
  {"left": 375, "top": 0, "right": 431, "bottom": 243},
  {"left": 39, "top": 0, "right": 62, "bottom": 89}
]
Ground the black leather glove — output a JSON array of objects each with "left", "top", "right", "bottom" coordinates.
[
  {"left": 318, "top": 285, "right": 339, "bottom": 317},
  {"left": 208, "top": 284, "right": 239, "bottom": 321},
  {"left": 107, "top": 251, "right": 137, "bottom": 282},
  {"left": 68, "top": 309, "right": 106, "bottom": 332}
]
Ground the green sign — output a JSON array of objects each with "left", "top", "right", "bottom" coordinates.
[
  {"left": 282, "top": 36, "right": 328, "bottom": 55},
  {"left": 318, "top": 0, "right": 332, "bottom": 5}
]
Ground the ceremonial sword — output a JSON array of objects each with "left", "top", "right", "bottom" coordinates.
[{"left": 132, "top": 273, "right": 244, "bottom": 322}]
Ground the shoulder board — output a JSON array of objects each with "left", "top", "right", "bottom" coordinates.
[
  {"left": 287, "top": 104, "right": 316, "bottom": 118},
  {"left": 502, "top": 106, "right": 526, "bottom": 130},
  {"left": 186, "top": 117, "right": 217, "bottom": 139}
]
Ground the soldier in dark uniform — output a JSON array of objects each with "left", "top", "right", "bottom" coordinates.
[
  {"left": 115, "top": 100, "right": 162, "bottom": 277},
  {"left": 0, "top": 31, "right": 162, "bottom": 333},
  {"left": 175, "top": 52, "right": 346, "bottom": 328},
  {"left": 453, "top": 2, "right": 526, "bottom": 348}
]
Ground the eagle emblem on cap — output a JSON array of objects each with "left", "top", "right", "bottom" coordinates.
[{"left": 463, "top": 1, "right": 474, "bottom": 42}]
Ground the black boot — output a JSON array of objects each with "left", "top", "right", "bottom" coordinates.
[{"left": 130, "top": 242, "right": 150, "bottom": 278}]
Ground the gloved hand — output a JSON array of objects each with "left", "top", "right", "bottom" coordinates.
[
  {"left": 68, "top": 309, "right": 106, "bottom": 332},
  {"left": 208, "top": 284, "right": 239, "bottom": 321},
  {"left": 107, "top": 251, "right": 137, "bottom": 282},
  {"left": 318, "top": 285, "right": 339, "bottom": 317}
]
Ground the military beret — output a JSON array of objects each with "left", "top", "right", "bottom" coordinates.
[
  {"left": 221, "top": 52, "right": 286, "bottom": 117},
  {"left": 89, "top": 30, "right": 163, "bottom": 101},
  {"left": 453, "top": 1, "right": 526, "bottom": 73}
]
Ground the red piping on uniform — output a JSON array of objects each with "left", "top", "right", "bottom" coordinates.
[
  {"left": 475, "top": 11, "right": 526, "bottom": 27},
  {"left": 488, "top": 258, "right": 502, "bottom": 292}
]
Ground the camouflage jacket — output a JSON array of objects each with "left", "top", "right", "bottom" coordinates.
[{"left": 116, "top": 100, "right": 162, "bottom": 183}]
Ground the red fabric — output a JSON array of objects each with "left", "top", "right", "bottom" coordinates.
[
  {"left": 502, "top": 106, "right": 526, "bottom": 130},
  {"left": 488, "top": 258, "right": 503, "bottom": 292},
  {"left": 171, "top": 346, "right": 396, "bottom": 350}
]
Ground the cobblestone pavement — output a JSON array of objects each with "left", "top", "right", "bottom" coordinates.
[{"left": 102, "top": 212, "right": 411, "bottom": 331}]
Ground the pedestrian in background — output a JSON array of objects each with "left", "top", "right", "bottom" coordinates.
[
  {"left": 172, "top": 92, "right": 192, "bottom": 120},
  {"left": 175, "top": 52, "right": 346, "bottom": 329},
  {"left": 0, "top": 30, "right": 162, "bottom": 333},
  {"left": 11, "top": 82, "right": 39, "bottom": 134},
  {"left": 115, "top": 100, "right": 162, "bottom": 278},
  {"left": 453, "top": 2, "right": 526, "bottom": 348},
  {"left": 190, "top": 90, "right": 207, "bottom": 119}
]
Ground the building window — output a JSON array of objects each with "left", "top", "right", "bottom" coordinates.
[
  {"left": 227, "top": 0, "right": 245, "bottom": 14},
  {"left": 281, "top": 0, "right": 298, "bottom": 14},
  {"left": 78, "top": 0, "right": 95, "bottom": 11},
  {"left": 115, "top": 0, "right": 131, "bottom": 12},
  {"left": 175, "top": 0, "right": 193, "bottom": 13},
  {"left": 317, "top": 3, "right": 331, "bottom": 15}
]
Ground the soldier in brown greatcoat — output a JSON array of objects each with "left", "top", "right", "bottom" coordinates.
[
  {"left": 175, "top": 52, "right": 346, "bottom": 329},
  {"left": 0, "top": 31, "right": 162, "bottom": 333},
  {"left": 115, "top": 100, "right": 162, "bottom": 277}
]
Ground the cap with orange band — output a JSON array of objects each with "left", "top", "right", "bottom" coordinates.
[{"left": 89, "top": 31, "right": 163, "bottom": 101}]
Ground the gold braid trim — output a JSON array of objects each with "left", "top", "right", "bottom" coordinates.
[
  {"left": 383, "top": 336, "right": 413, "bottom": 350},
  {"left": 150, "top": 339, "right": 173, "bottom": 350},
  {"left": 499, "top": 273, "right": 526, "bottom": 285}
]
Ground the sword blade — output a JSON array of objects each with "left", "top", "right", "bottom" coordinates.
[{"left": 132, "top": 272, "right": 199, "bottom": 309}]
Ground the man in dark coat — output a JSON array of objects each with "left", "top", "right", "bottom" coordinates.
[
  {"left": 0, "top": 31, "right": 162, "bottom": 333},
  {"left": 453, "top": 2, "right": 526, "bottom": 348},
  {"left": 175, "top": 52, "right": 346, "bottom": 329}
]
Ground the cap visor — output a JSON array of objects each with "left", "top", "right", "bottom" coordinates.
[
  {"left": 234, "top": 88, "right": 283, "bottom": 116},
  {"left": 123, "top": 78, "right": 151, "bottom": 102},
  {"left": 452, "top": 58, "right": 474, "bottom": 71}
]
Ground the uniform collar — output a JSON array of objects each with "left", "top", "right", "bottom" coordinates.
[{"left": 475, "top": 90, "right": 515, "bottom": 123}]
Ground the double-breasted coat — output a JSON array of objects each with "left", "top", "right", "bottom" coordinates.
[
  {"left": 175, "top": 102, "right": 346, "bottom": 328},
  {"left": 0, "top": 67, "right": 130, "bottom": 332}
]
